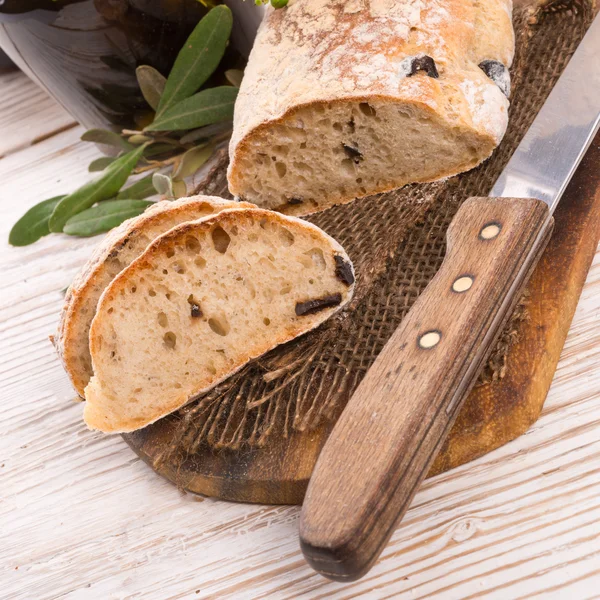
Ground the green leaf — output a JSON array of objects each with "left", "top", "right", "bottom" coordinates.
[
  {"left": 156, "top": 6, "right": 233, "bottom": 116},
  {"left": 128, "top": 134, "right": 153, "bottom": 145},
  {"left": 9, "top": 195, "right": 65, "bottom": 246},
  {"left": 117, "top": 174, "right": 157, "bottom": 200},
  {"left": 81, "top": 128, "right": 134, "bottom": 151},
  {"left": 136, "top": 65, "right": 166, "bottom": 111},
  {"left": 63, "top": 200, "right": 153, "bottom": 237},
  {"left": 179, "top": 122, "right": 231, "bottom": 145},
  {"left": 152, "top": 173, "right": 173, "bottom": 198},
  {"left": 224, "top": 69, "right": 243, "bottom": 87},
  {"left": 88, "top": 156, "right": 117, "bottom": 172},
  {"left": 147, "top": 86, "right": 237, "bottom": 131},
  {"left": 143, "top": 142, "right": 178, "bottom": 158},
  {"left": 49, "top": 143, "right": 148, "bottom": 232},
  {"left": 172, "top": 178, "right": 187, "bottom": 199},
  {"left": 175, "top": 144, "right": 214, "bottom": 178}
]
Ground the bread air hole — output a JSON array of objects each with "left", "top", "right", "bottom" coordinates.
[
  {"left": 163, "top": 331, "right": 176, "bottom": 349},
  {"left": 273, "top": 144, "right": 289, "bottom": 157},
  {"left": 293, "top": 161, "right": 313, "bottom": 174},
  {"left": 275, "top": 162, "right": 287, "bottom": 178},
  {"left": 166, "top": 248, "right": 175, "bottom": 259},
  {"left": 194, "top": 256, "right": 206, "bottom": 268},
  {"left": 297, "top": 255, "right": 312, "bottom": 268},
  {"left": 185, "top": 236, "right": 200, "bottom": 252},
  {"left": 359, "top": 102, "right": 377, "bottom": 117},
  {"left": 263, "top": 317, "right": 270, "bottom": 326},
  {"left": 212, "top": 226, "right": 231, "bottom": 253},
  {"left": 208, "top": 316, "right": 230, "bottom": 336},
  {"left": 342, "top": 159, "right": 355, "bottom": 176},
  {"left": 279, "top": 227, "right": 295, "bottom": 246},
  {"left": 172, "top": 262, "right": 185, "bottom": 274},
  {"left": 157, "top": 312, "right": 168, "bottom": 327},
  {"left": 306, "top": 248, "right": 326, "bottom": 270},
  {"left": 148, "top": 289, "right": 156, "bottom": 297}
]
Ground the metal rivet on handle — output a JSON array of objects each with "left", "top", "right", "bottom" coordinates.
[
  {"left": 418, "top": 330, "right": 441, "bottom": 349},
  {"left": 480, "top": 222, "right": 501, "bottom": 240},
  {"left": 452, "top": 275, "right": 474, "bottom": 293}
]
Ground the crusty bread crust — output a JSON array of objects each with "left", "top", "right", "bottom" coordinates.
[
  {"left": 84, "top": 207, "right": 355, "bottom": 433},
  {"left": 228, "top": 0, "right": 514, "bottom": 214},
  {"left": 54, "top": 196, "right": 254, "bottom": 397}
]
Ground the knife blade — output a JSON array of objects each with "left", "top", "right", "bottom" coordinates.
[{"left": 300, "top": 14, "right": 600, "bottom": 582}]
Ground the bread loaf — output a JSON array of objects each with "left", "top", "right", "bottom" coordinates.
[
  {"left": 55, "top": 196, "right": 252, "bottom": 397},
  {"left": 84, "top": 208, "right": 355, "bottom": 433},
  {"left": 228, "top": 0, "right": 514, "bottom": 215}
]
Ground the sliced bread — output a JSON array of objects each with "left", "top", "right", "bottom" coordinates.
[
  {"left": 228, "top": 0, "right": 514, "bottom": 215},
  {"left": 55, "top": 195, "right": 253, "bottom": 397},
  {"left": 84, "top": 208, "right": 355, "bottom": 433}
]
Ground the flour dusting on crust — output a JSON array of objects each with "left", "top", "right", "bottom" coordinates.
[
  {"left": 228, "top": 0, "right": 514, "bottom": 214},
  {"left": 230, "top": 0, "right": 514, "bottom": 152}
]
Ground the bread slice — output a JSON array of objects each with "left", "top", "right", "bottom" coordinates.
[
  {"left": 228, "top": 0, "right": 514, "bottom": 215},
  {"left": 84, "top": 208, "right": 355, "bottom": 433},
  {"left": 55, "top": 196, "right": 253, "bottom": 397}
]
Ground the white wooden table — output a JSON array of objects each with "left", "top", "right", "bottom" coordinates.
[{"left": 2, "top": 69, "right": 600, "bottom": 600}]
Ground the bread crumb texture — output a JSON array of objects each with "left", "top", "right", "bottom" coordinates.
[
  {"left": 228, "top": 0, "right": 514, "bottom": 214},
  {"left": 54, "top": 196, "right": 251, "bottom": 397},
  {"left": 84, "top": 208, "right": 354, "bottom": 433}
]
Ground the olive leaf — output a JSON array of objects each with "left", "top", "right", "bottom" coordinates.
[
  {"left": 49, "top": 143, "right": 148, "bottom": 232},
  {"left": 172, "top": 178, "right": 187, "bottom": 199},
  {"left": 156, "top": 6, "right": 233, "bottom": 116},
  {"left": 143, "top": 142, "right": 179, "bottom": 159},
  {"left": 136, "top": 65, "right": 166, "bottom": 111},
  {"left": 117, "top": 174, "right": 157, "bottom": 200},
  {"left": 9, "top": 195, "right": 65, "bottom": 247},
  {"left": 152, "top": 172, "right": 174, "bottom": 198},
  {"left": 179, "top": 122, "right": 231, "bottom": 145},
  {"left": 174, "top": 144, "right": 214, "bottom": 178},
  {"left": 128, "top": 134, "right": 153, "bottom": 145},
  {"left": 88, "top": 156, "right": 117, "bottom": 172},
  {"left": 147, "top": 86, "right": 237, "bottom": 131},
  {"left": 81, "top": 128, "right": 134, "bottom": 151},
  {"left": 63, "top": 199, "right": 153, "bottom": 237},
  {"left": 224, "top": 69, "right": 243, "bottom": 87}
]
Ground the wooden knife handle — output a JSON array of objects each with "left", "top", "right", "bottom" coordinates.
[{"left": 299, "top": 196, "right": 554, "bottom": 581}]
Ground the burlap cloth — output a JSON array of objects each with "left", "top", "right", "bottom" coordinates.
[{"left": 156, "top": 0, "right": 595, "bottom": 466}]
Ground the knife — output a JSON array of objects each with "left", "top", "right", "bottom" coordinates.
[{"left": 300, "top": 13, "right": 600, "bottom": 581}]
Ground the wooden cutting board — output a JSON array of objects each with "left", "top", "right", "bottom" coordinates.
[{"left": 124, "top": 134, "right": 600, "bottom": 504}]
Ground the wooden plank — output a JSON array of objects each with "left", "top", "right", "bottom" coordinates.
[
  {"left": 0, "top": 250, "right": 599, "bottom": 598},
  {"left": 0, "top": 70, "right": 75, "bottom": 159},
  {"left": 1, "top": 87, "right": 600, "bottom": 599}
]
